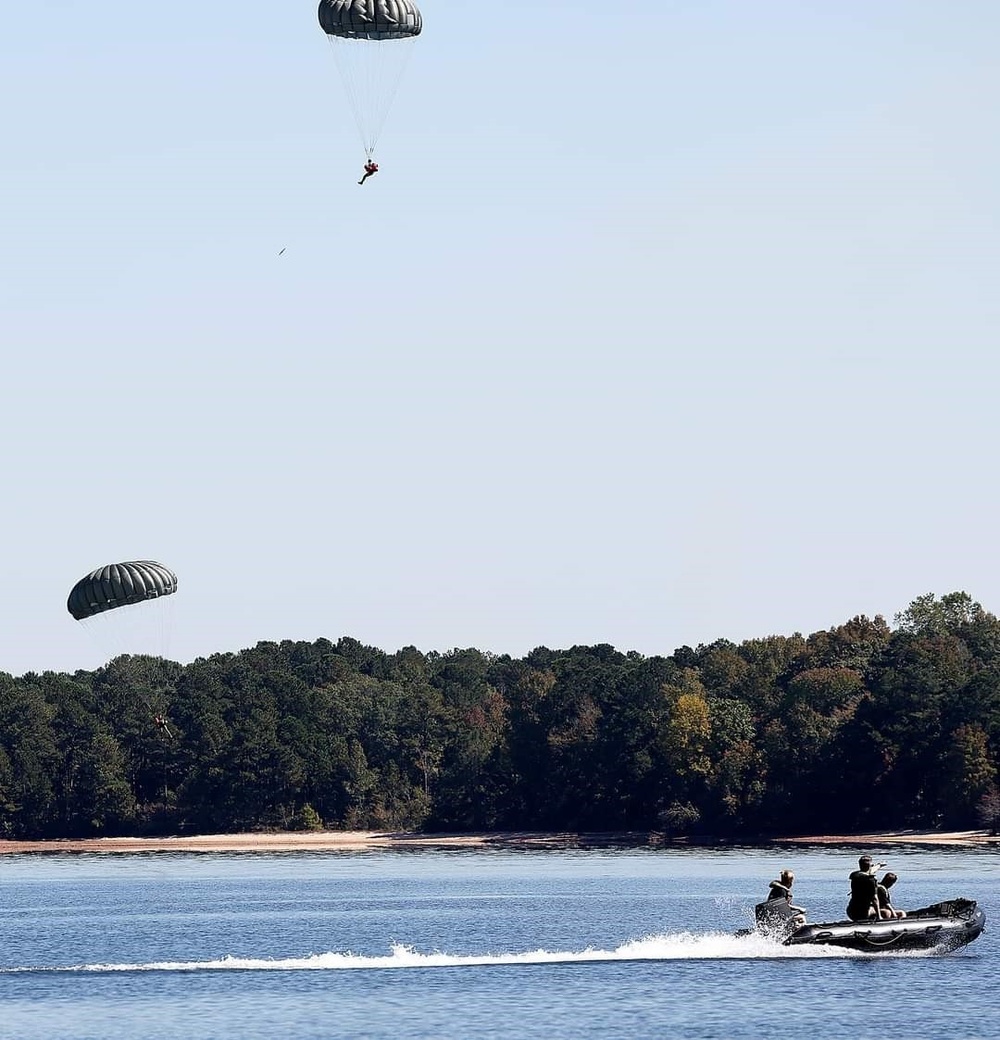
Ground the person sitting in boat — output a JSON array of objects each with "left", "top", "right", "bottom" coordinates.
[
  {"left": 766, "top": 869, "right": 807, "bottom": 925},
  {"left": 877, "top": 872, "right": 906, "bottom": 919},
  {"left": 846, "top": 854, "right": 884, "bottom": 921},
  {"left": 755, "top": 868, "right": 807, "bottom": 930}
]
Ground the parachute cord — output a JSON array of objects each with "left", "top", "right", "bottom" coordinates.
[{"left": 325, "top": 35, "right": 417, "bottom": 165}]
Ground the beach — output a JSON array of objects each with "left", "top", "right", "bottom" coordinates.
[
  {"left": 0, "top": 828, "right": 996, "bottom": 855},
  {"left": 0, "top": 831, "right": 595, "bottom": 855}
]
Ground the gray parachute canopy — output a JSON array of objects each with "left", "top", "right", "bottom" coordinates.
[
  {"left": 318, "top": 0, "right": 422, "bottom": 40},
  {"left": 68, "top": 561, "right": 178, "bottom": 621}
]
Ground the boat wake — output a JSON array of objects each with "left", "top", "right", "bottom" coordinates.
[{"left": 3, "top": 930, "right": 933, "bottom": 974}]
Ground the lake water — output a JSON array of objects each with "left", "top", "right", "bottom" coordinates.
[{"left": 1, "top": 844, "right": 996, "bottom": 1039}]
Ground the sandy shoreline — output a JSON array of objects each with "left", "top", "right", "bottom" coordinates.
[
  {"left": 0, "top": 828, "right": 996, "bottom": 855},
  {"left": 0, "top": 831, "right": 628, "bottom": 855},
  {"left": 775, "top": 829, "right": 998, "bottom": 848}
]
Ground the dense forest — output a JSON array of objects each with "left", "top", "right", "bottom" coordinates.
[{"left": 1, "top": 592, "right": 999, "bottom": 841}]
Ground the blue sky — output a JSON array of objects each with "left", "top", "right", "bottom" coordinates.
[{"left": 3, "top": 1, "right": 999, "bottom": 675}]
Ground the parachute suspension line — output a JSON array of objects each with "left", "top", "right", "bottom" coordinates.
[{"left": 325, "top": 34, "right": 418, "bottom": 159}]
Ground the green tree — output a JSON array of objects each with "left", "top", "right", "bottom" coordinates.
[
  {"left": 939, "top": 724, "right": 996, "bottom": 827},
  {"left": 895, "top": 592, "right": 987, "bottom": 636},
  {"left": 75, "top": 732, "right": 137, "bottom": 833}
]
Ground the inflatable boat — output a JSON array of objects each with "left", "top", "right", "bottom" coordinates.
[{"left": 744, "top": 896, "right": 985, "bottom": 953}]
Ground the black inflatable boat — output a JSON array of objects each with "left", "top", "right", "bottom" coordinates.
[{"left": 743, "top": 896, "right": 986, "bottom": 953}]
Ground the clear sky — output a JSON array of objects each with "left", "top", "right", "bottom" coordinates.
[{"left": 3, "top": 1, "right": 999, "bottom": 676}]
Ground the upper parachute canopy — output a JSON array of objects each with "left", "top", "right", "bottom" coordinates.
[
  {"left": 68, "top": 561, "right": 178, "bottom": 621},
  {"left": 318, "top": 0, "right": 422, "bottom": 41}
]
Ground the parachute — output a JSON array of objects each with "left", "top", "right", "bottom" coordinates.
[
  {"left": 318, "top": 0, "right": 423, "bottom": 159},
  {"left": 67, "top": 561, "right": 178, "bottom": 620},
  {"left": 68, "top": 561, "right": 179, "bottom": 734}
]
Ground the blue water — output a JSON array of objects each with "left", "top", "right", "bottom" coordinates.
[{"left": 1, "top": 845, "right": 997, "bottom": 1039}]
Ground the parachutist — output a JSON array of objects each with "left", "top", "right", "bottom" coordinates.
[
  {"left": 153, "top": 715, "right": 174, "bottom": 739},
  {"left": 67, "top": 562, "right": 179, "bottom": 730},
  {"left": 358, "top": 160, "right": 379, "bottom": 185}
]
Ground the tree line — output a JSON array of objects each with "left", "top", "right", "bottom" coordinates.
[{"left": 1, "top": 591, "right": 998, "bottom": 840}]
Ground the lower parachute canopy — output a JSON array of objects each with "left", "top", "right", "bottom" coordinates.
[
  {"left": 67, "top": 561, "right": 178, "bottom": 621},
  {"left": 318, "top": 0, "right": 423, "bottom": 158}
]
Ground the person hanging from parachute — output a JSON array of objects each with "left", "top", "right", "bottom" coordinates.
[
  {"left": 153, "top": 714, "right": 175, "bottom": 739},
  {"left": 318, "top": 0, "right": 422, "bottom": 183}
]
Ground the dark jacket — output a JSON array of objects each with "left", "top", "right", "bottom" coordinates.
[
  {"left": 847, "top": 869, "right": 878, "bottom": 921},
  {"left": 767, "top": 880, "right": 804, "bottom": 915}
]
